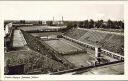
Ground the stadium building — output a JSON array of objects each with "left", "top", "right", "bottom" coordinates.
[{"left": 4, "top": 20, "right": 124, "bottom": 75}]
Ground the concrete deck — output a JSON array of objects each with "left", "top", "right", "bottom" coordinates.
[{"left": 13, "top": 30, "right": 27, "bottom": 47}]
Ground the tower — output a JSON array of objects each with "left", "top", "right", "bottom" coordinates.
[
  {"left": 62, "top": 16, "right": 63, "bottom": 22},
  {"left": 53, "top": 17, "right": 54, "bottom": 22},
  {"left": 61, "top": 16, "right": 64, "bottom": 25},
  {"left": 95, "top": 47, "right": 101, "bottom": 64}
]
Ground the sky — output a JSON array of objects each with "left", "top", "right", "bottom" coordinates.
[{"left": 0, "top": 2, "right": 123, "bottom": 21}]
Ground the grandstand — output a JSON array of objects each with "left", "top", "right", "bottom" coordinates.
[
  {"left": 5, "top": 50, "right": 68, "bottom": 75},
  {"left": 64, "top": 28, "right": 87, "bottom": 40},
  {"left": 64, "top": 28, "right": 124, "bottom": 55}
]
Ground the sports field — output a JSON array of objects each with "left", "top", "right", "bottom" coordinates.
[
  {"left": 44, "top": 38, "right": 95, "bottom": 68},
  {"left": 30, "top": 32, "right": 63, "bottom": 37},
  {"left": 45, "top": 38, "right": 84, "bottom": 54}
]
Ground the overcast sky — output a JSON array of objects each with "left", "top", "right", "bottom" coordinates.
[{"left": 0, "top": 2, "right": 123, "bottom": 21}]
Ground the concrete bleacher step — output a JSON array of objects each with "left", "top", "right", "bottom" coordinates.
[{"left": 64, "top": 28, "right": 124, "bottom": 54}]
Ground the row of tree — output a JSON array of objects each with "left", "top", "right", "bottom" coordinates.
[
  {"left": 5, "top": 19, "right": 124, "bottom": 29},
  {"left": 63, "top": 19, "right": 124, "bottom": 30}
]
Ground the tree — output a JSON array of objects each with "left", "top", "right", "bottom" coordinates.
[
  {"left": 107, "top": 19, "right": 113, "bottom": 29},
  {"left": 88, "top": 19, "right": 94, "bottom": 28},
  {"left": 95, "top": 20, "right": 103, "bottom": 28},
  {"left": 78, "top": 21, "right": 84, "bottom": 28},
  {"left": 46, "top": 21, "right": 53, "bottom": 26},
  {"left": 118, "top": 21, "right": 124, "bottom": 29},
  {"left": 83, "top": 20, "right": 89, "bottom": 28}
]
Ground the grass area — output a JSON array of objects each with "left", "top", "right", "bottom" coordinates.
[{"left": 45, "top": 38, "right": 83, "bottom": 54}]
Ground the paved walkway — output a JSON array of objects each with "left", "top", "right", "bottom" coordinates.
[{"left": 13, "top": 30, "right": 27, "bottom": 47}]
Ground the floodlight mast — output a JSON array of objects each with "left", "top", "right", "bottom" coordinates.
[{"left": 53, "top": 17, "right": 54, "bottom": 22}]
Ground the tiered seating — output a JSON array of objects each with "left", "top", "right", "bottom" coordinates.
[
  {"left": 79, "top": 31, "right": 109, "bottom": 45},
  {"left": 64, "top": 28, "right": 124, "bottom": 55},
  {"left": 5, "top": 50, "right": 68, "bottom": 74},
  {"left": 64, "top": 28, "right": 87, "bottom": 40},
  {"left": 101, "top": 35, "right": 124, "bottom": 55}
]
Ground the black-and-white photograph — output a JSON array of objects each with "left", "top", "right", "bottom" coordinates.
[{"left": 4, "top": 3, "right": 124, "bottom": 75}]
